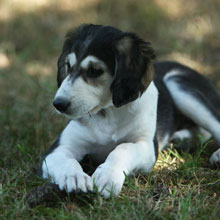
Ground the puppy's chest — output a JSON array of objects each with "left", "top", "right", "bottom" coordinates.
[
  {"left": 90, "top": 118, "right": 127, "bottom": 145},
  {"left": 87, "top": 106, "right": 149, "bottom": 146},
  {"left": 87, "top": 118, "right": 130, "bottom": 162}
]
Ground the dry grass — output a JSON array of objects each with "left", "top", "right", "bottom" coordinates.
[{"left": 1, "top": 0, "right": 220, "bottom": 219}]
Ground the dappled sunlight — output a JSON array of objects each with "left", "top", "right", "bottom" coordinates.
[
  {"left": 0, "top": 52, "right": 11, "bottom": 69},
  {"left": 162, "top": 52, "right": 214, "bottom": 75},
  {"left": 154, "top": 0, "right": 219, "bottom": 63},
  {"left": 0, "top": 0, "right": 100, "bottom": 21},
  {"left": 182, "top": 15, "right": 214, "bottom": 42},
  {"left": 54, "top": 0, "right": 99, "bottom": 12},
  {"left": 154, "top": 0, "right": 197, "bottom": 18},
  {"left": 154, "top": 149, "right": 185, "bottom": 171},
  {"left": 25, "top": 61, "right": 54, "bottom": 77},
  {"left": 0, "top": 0, "right": 51, "bottom": 21}
]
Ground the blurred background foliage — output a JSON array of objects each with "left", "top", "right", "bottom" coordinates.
[{"left": 0, "top": 0, "right": 220, "bottom": 157}]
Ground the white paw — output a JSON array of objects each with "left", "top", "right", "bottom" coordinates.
[
  {"left": 57, "top": 170, "right": 93, "bottom": 193},
  {"left": 210, "top": 148, "right": 220, "bottom": 166},
  {"left": 92, "top": 164, "right": 125, "bottom": 198},
  {"left": 42, "top": 158, "right": 93, "bottom": 193}
]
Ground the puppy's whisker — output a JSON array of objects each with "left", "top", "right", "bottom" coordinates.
[
  {"left": 43, "top": 105, "right": 57, "bottom": 120},
  {"left": 88, "top": 112, "right": 92, "bottom": 118}
]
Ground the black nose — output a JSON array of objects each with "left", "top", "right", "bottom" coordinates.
[{"left": 53, "top": 97, "right": 70, "bottom": 112}]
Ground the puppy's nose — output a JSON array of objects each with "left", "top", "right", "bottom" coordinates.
[{"left": 53, "top": 97, "right": 70, "bottom": 112}]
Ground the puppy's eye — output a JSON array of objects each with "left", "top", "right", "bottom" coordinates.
[{"left": 87, "top": 66, "right": 103, "bottom": 78}]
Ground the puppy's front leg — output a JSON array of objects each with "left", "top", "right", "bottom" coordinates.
[
  {"left": 40, "top": 121, "right": 95, "bottom": 193},
  {"left": 41, "top": 147, "right": 93, "bottom": 193},
  {"left": 92, "top": 141, "right": 157, "bottom": 198}
]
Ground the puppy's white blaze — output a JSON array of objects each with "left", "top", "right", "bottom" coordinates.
[
  {"left": 55, "top": 75, "right": 72, "bottom": 98},
  {"left": 67, "top": 52, "right": 77, "bottom": 66},
  {"left": 80, "top": 55, "right": 106, "bottom": 69},
  {"left": 72, "top": 76, "right": 113, "bottom": 113},
  {"left": 72, "top": 77, "right": 100, "bottom": 103}
]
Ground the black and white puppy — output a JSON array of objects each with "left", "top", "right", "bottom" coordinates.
[{"left": 40, "top": 24, "right": 220, "bottom": 198}]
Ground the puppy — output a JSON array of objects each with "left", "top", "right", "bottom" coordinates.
[{"left": 39, "top": 24, "right": 220, "bottom": 198}]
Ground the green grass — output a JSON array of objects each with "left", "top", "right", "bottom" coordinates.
[
  {"left": 1, "top": 0, "right": 220, "bottom": 219},
  {"left": 1, "top": 138, "right": 220, "bottom": 219}
]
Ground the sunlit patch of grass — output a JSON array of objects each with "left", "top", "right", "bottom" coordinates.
[{"left": 155, "top": 147, "right": 185, "bottom": 171}]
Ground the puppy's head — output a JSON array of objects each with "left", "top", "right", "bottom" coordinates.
[{"left": 54, "top": 24, "right": 155, "bottom": 119}]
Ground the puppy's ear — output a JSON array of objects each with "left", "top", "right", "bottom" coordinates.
[
  {"left": 57, "top": 25, "right": 84, "bottom": 87},
  {"left": 57, "top": 50, "right": 69, "bottom": 88},
  {"left": 111, "top": 34, "right": 155, "bottom": 107}
]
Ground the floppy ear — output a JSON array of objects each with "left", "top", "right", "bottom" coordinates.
[
  {"left": 57, "top": 50, "right": 69, "bottom": 87},
  {"left": 57, "top": 25, "right": 86, "bottom": 87},
  {"left": 111, "top": 34, "right": 155, "bottom": 107}
]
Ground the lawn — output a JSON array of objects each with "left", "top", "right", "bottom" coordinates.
[{"left": 1, "top": 0, "right": 220, "bottom": 219}]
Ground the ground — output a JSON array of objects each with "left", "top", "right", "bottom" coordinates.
[{"left": 0, "top": 0, "right": 220, "bottom": 219}]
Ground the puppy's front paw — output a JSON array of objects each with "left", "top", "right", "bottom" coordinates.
[
  {"left": 42, "top": 158, "right": 93, "bottom": 193},
  {"left": 92, "top": 164, "right": 125, "bottom": 198},
  {"left": 210, "top": 148, "right": 220, "bottom": 167},
  {"left": 59, "top": 170, "right": 93, "bottom": 193}
]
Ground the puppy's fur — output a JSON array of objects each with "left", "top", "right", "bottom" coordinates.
[{"left": 40, "top": 24, "right": 220, "bottom": 198}]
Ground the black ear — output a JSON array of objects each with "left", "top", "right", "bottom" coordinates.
[
  {"left": 57, "top": 25, "right": 87, "bottom": 87},
  {"left": 57, "top": 50, "right": 68, "bottom": 88},
  {"left": 57, "top": 29, "right": 80, "bottom": 87},
  {"left": 111, "top": 34, "right": 155, "bottom": 107}
]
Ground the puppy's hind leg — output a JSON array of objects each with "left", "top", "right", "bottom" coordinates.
[
  {"left": 198, "top": 127, "right": 212, "bottom": 144},
  {"left": 171, "top": 128, "right": 212, "bottom": 153},
  {"left": 170, "top": 129, "right": 194, "bottom": 153},
  {"left": 164, "top": 70, "right": 220, "bottom": 166}
]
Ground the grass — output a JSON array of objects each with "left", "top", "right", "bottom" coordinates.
[
  {"left": 1, "top": 0, "right": 220, "bottom": 219},
  {"left": 1, "top": 139, "right": 220, "bottom": 219}
]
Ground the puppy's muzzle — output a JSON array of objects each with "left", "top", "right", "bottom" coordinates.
[{"left": 53, "top": 97, "right": 70, "bottom": 113}]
